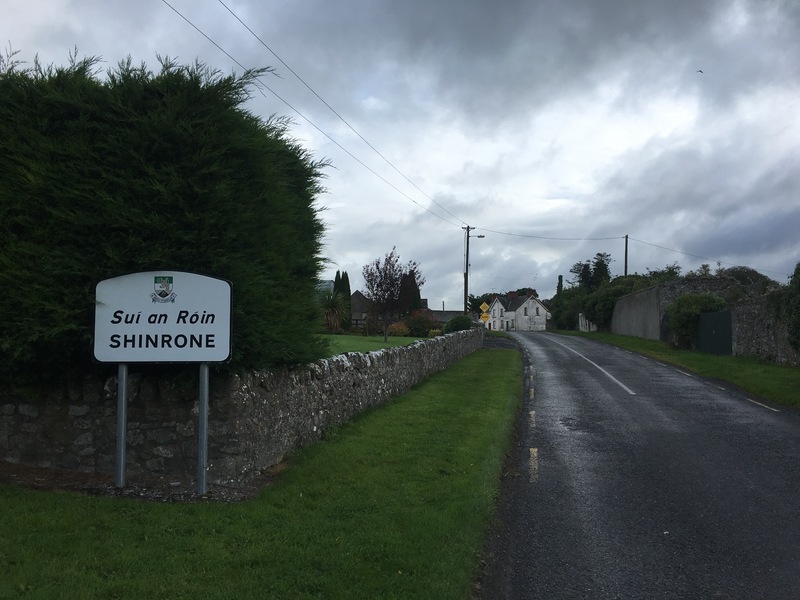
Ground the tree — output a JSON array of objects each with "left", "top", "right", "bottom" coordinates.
[
  {"left": 397, "top": 265, "right": 425, "bottom": 317},
  {"left": 569, "top": 261, "right": 592, "bottom": 288},
  {"left": 468, "top": 292, "right": 496, "bottom": 313},
  {"left": 362, "top": 247, "right": 417, "bottom": 341},
  {"left": 686, "top": 263, "right": 713, "bottom": 277},
  {"left": 333, "top": 270, "right": 352, "bottom": 330},
  {"left": 341, "top": 271, "right": 352, "bottom": 330},
  {"left": 645, "top": 263, "right": 682, "bottom": 284},
  {"left": 318, "top": 290, "right": 348, "bottom": 332},
  {"left": 333, "top": 271, "right": 342, "bottom": 295},
  {"left": 0, "top": 54, "right": 328, "bottom": 382},
  {"left": 590, "top": 253, "right": 612, "bottom": 290}
]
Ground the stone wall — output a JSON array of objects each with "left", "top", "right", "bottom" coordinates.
[
  {"left": 0, "top": 329, "right": 484, "bottom": 485},
  {"left": 732, "top": 301, "right": 798, "bottom": 366},
  {"left": 611, "top": 277, "right": 799, "bottom": 366}
]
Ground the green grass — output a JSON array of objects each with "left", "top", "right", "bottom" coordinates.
[
  {"left": 0, "top": 348, "right": 522, "bottom": 600},
  {"left": 320, "top": 333, "right": 422, "bottom": 356},
  {"left": 565, "top": 331, "right": 799, "bottom": 408}
]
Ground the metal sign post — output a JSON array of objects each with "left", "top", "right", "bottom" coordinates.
[
  {"left": 115, "top": 363, "right": 129, "bottom": 487},
  {"left": 94, "top": 271, "right": 231, "bottom": 496},
  {"left": 197, "top": 363, "right": 210, "bottom": 494}
]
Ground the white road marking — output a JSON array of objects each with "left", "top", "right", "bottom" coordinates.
[
  {"left": 547, "top": 337, "right": 637, "bottom": 395},
  {"left": 529, "top": 448, "right": 538, "bottom": 482},
  {"left": 746, "top": 398, "right": 780, "bottom": 412},
  {"left": 529, "top": 410, "right": 536, "bottom": 429},
  {"left": 676, "top": 369, "right": 693, "bottom": 377}
]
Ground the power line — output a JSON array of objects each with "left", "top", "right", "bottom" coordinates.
[
  {"left": 476, "top": 227, "right": 624, "bottom": 241},
  {"left": 215, "top": 0, "right": 468, "bottom": 227},
  {"left": 628, "top": 237, "right": 791, "bottom": 277},
  {"left": 159, "top": 0, "right": 461, "bottom": 227},
  {"left": 162, "top": 1, "right": 635, "bottom": 243},
  {"left": 161, "top": 0, "right": 793, "bottom": 280}
]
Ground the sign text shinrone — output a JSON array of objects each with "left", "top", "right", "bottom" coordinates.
[{"left": 94, "top": 271, "right": 231, "bottom": 363}]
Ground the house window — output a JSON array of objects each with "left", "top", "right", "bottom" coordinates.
[
  {"left": 536, "top": 307, "right": 540, "bottom": 316},
  {"left": 511, "top": 319, "right": 515, "bottom": 329},
  {"left": 500, "top": 309, "right": 504, "bottom": 317},
  {"left": 492, "top": 309, "right": 496, "bottom": 317},
  {"left": 524, "top": 307, "right": 528, "bottom": 316}
]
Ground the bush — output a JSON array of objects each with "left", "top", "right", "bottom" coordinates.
[
  {"left": 387, "top": 322, "right": 410, "bottom": 337},
  {"left": 443, "top": 315, "right": 473, "bottom": 333},
  {"left": 787, "top": 262, "right": 800, "bottom": 352},
  {"left": 405, "top": 309, "right": 438, "bottom": 338},
  {"left": 666, "top": 293, "right": 726, "bottom": 349},
  {"left": 0, "top": 56, "right": 327, "bottom": 382},
  {"left": 428, "top": 329, "right": 442, "bottom": 337}
]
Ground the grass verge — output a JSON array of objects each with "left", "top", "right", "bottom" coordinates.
[
  {"left": 0, "top": 348, "right": 522, "bottom": 600},
  {"left": 320, "top": 334, "right": 421, "bottom": 356},
  {"left": 566, "top": 331, "right": 799, "bottom": 408}
]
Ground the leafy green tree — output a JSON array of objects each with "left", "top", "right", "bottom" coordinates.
[
  {"left": 550, "top": 285, "right": 586, "bottom": 330},
  {"left": 0, "top": 54, "right": 327, "bottom": 382},
  {"left": 686, "top": 263, "right": 713, "bottom": 277},
  {"left": 569, "top": 261, "right": 592, "bottom": 288},
  {"left": 645, "top": 263, "right": 682, "bottom": 284},
  {"left": 590, "top": 253, "right": 612, "bottom": 291}
]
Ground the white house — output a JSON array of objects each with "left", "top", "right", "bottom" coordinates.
[{"left": 486, "top": 294, "right": 549, "bottom": 332}]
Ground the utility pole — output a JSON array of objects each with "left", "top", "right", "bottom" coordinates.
[
  {"left": 624, "top": 234, "right": 629, "bottom": 276},
  {"left": 463, "top": 226, "right": 485, "bottom": 314}
]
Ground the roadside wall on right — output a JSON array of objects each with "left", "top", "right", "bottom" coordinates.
[
  {"left": 611, "top": 286, "right": 662, "bottom": 340},
  {"left": 611, "top": 278, "right": 799, "bottom": 366}
]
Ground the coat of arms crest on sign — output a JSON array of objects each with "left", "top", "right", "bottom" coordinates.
[{"left": 151, "top": 276, "right": 177, "bottom": 303}]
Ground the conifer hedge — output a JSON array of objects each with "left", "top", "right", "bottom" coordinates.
[{"left": 0, "top": 54, "right": 327, "bottom": 382}]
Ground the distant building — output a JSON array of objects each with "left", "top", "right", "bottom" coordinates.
[
  {"left": 350, "top": 290, "right": 372, "bottom": 328},
  {"left": 486, "top": 293, "right": 549, "bottom": 331},
  {"left": 315, "top": 280, "right": 334, "bottom": 293}
]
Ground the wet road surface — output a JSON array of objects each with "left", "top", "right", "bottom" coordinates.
[{"left": 479, "top": 332, "right": 800, "bottom": 599}]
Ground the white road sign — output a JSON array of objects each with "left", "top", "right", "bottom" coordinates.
[{"left": 94, "top": 271, "right": 231, "bottom": 363}]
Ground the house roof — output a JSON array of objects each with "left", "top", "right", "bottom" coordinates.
[
  {"left": 491, "top": 294, "right": 548, "bottom": 314},
  {"left": 350, "top": 290, "right": 371, "bottom": 315}
]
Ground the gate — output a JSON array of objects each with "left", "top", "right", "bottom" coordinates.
[{"left": 697, "top": 310, "right": 732, "bottom": 355}]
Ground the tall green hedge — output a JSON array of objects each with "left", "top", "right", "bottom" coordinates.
[
  {"left": 0, "top": 55, "right": 327, "bottom": 382},
  {"left": 787, "top": 262, "right": 800, "bottom": 352}
]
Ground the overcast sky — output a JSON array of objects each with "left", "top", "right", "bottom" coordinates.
[{"left": 6, "top": 0, "right": 799, "bottom": 307}]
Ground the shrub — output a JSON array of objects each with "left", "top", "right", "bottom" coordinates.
[
  {"left": 405, "top": 309, "right": 438, "bottom": 338},
  {"left": 387, "top": 322, "right": 410, "bottom": 337},
  {"left": 443, "top": 315, "right": 473, "bottom": 333},
  {"left": 666, "top": 293, "right": 726, "bottom": 349},
  {"left": 787, "top": 262, "right": 800, "bottom": 352},
  {"left": 428, "top": 329, "right": 442, "bottom": 337}
]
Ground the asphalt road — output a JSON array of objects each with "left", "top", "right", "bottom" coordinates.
[{"left": 478, "top": 332, "right": 800, "bottom": 600}]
